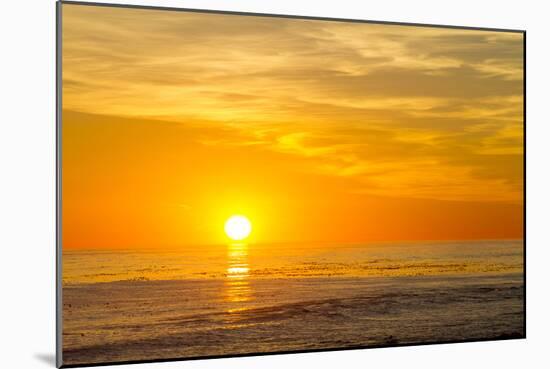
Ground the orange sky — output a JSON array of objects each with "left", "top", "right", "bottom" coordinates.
[{"left": 61, "top": 4, "right": 524, "bottom": 249}]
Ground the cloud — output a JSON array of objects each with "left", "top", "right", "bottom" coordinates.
[{"left": 61, "top": 4, "right": 524, "bottom": 204}]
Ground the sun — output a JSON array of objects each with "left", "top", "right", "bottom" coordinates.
[{"left": 224, "top": 215, "right": 252, "bottom": 241}]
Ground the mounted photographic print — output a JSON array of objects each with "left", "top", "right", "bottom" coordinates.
[{"left": 57, "top": 1, "right": 525, "bottom": 367}]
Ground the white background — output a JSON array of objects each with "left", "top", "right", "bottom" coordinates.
[{"left": 0, "top": 0, "right": 548, "bottom": 368}]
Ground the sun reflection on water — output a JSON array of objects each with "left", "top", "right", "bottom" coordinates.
[{"left": 224, "top": 243, "right": 252, "bottom": 304}]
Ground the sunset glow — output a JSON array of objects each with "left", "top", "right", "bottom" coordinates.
[
  {"left": 60, "top": 4, "right": 525, "bottom": 366},
  {"left": 61, "top": 5, "right": 524, "bottom": 249}
]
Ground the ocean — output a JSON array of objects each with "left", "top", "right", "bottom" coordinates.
[{"left": 62, "top": 239, "right": 524, "bottom": 365}]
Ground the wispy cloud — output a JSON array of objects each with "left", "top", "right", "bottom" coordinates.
[{"left": 62, "top": 4, "right": 523, "bottom": 204}]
